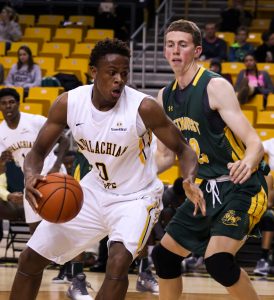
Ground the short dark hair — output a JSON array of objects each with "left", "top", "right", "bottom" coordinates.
[
  {"left": 89, "top": 38, "right": 130, "bottom": 67},
  {"left": 0, "top": 88, "right": 20, "bottom": 102},
  {"left": 165, "top": 19, "right": 202, "bottom": 47}
]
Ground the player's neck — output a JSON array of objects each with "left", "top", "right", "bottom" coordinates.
[
  {"left": 6, "top": 112, "right": 21, "bottom": 129},
  {"left": 176, "top": 62, "right": 200, "bottom": 89}
]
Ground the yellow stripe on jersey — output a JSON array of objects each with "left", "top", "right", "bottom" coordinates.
[
  {"left": 136, "top": 201, "right": 160, "bottom": 255},
  {"left": 224, "top": 127, "right": 245, "bottom": 161},
  {"left": 73, "top": 164, "right": 81, "bottom": 182},
  {"left": 138, "top": 138, "right": 145, "bottom": 164},
  {"left": 172, "top": 80, "right": 178, "bottom": 91},
  {"left": 248, "top": 186, "right": 267, "bottom": 233},
  {"left": 192, "top": 67, "right": 205, "bottom": 86}
]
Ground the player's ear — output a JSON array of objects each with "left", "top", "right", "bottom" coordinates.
[
  {"left": 194, "top": 46, "right": 202, "bottom": 59},
  {"left": 90, "top": 66, "right": 97, "bottom": 80}
]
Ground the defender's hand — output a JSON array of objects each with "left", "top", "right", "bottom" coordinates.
[{"left": 183, "top": 179, "right": 206, "bottom": 216}]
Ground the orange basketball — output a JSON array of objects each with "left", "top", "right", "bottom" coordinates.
[{"left": 35, "top": 173, "right": 83, "bottom": 223}]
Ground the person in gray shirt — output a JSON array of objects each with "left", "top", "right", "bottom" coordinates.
[{"left": 5, "top": 45, "right": 42, "bottom": 96}]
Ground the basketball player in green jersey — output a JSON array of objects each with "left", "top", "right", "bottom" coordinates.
[{"left": 152, "top": 19, "right": 268, "bottom": 300}]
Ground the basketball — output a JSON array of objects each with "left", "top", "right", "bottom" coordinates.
[{"left": 35, "top": 173, "right": 83, "bottom": 223}]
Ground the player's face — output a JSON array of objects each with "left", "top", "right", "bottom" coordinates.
[
  {"left": 91, "top": 54, "right": 129, "bottom": 109},
  {"left": 0, "top": 95, "right": 20, "bottom": 122},
  {"left": 164, "top": 31, "right": 202, "bottom": 73}
]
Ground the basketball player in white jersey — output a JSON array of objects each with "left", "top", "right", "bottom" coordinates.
[
  {"left": 9, "top": 39, "right": 205, "bottom": 300},
  {"left": 0, "top": 88, "right": 69, "bottom": 234}
]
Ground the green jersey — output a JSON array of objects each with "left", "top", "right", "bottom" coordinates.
[{"left": 163, "top": 67, "right": 245, "bottom": 180}]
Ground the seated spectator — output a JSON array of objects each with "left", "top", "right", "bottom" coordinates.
[
  {"left": 200, "top": 22, "right": 227, "bottom": 61},
  {"left": 255, "top": 31, "right": 274, "bottom": 63},
  {"left": 219, "top": 0, "right": 253, "bottom": 33},
  {"left": 0, "top": 5, "right": 22, "bottom": 51},
  {"left": 228, "top": 26, "right": 254, "bottom": 62},
  {"left": 209, "top": 59, "right": 233, "bottom": 85},
  {"left": 235, "top": 53, "right": 273, "bottom": 105},
  {"left": 4, "top": 45, "right": 42, "bottom": 96}
]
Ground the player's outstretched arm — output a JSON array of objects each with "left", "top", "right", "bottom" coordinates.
[
  {"left": 208, "top": 77, "right": 264, "bottom": 184},
  {"left": 139, "top": 97, "right": 205, "bottom": 216},
  {"left": 24, "top": 93, "right": 68, "bottom": 210}
]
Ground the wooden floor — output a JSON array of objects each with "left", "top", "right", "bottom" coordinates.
[{"left": 1, "top": 267, "right": 274, "bottom": 299}]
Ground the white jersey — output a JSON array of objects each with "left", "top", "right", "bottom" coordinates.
[
  {"left": 67, "top": 85, "right": 158, "bottom": 194},
  {"left": 0, "top": 112, "right": 59, "bottom": 174},
  {"left": 263, "top": 138, "right": 274, "bottom": 170}
]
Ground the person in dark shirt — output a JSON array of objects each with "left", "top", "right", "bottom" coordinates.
[
  {"left": 255, "top": 31, "right": 274, "bottom": 63},
  {"left": 219, "top": 0, "right": 253, "bottom": 33},
  {"left": 201, "top": 23, "right": 227, "bottom": 61}
]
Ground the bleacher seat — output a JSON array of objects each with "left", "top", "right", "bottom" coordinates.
[
  {"left": 68, "top": 15, "right": 95, "bottom": 27},
  {"left": 34, "top": 56, "right": 56, "bottom": 77},
  {"left": 20, "top": 103, "right": 44, "bottom": 116},
  {"left": 18, "top": 14, "right": 35, "bottom": 27},
  {"left": 257, "top": 63, "right": 274, "bottom": 82},
  {"left": 37, "top": 15, "right": 64, "bottom": 26},
  {"left": 256, "top": 110, "right": 274, "bottom": 128},
  {"left": 70, "top": 43, "right": 95, "bottom": 58},
  {"left": 216, "top": 32, "right": 235, "bottom": 46},
  {"left": 256, "top": 128, "right": 274, "bottom": 140},
  {"left": 39, "top": 42, "right": 71, "bottom": 68},
  {"left": 241, "top": 94, "right": 264, "bottom": 112},
  {"left": 84, "top": 29, "right": 114, "bottom": 43},
  {"left": 57, "top": 58, "right": 89, "bottom": 83},
  {"left": 7, "top": 42, "right": 39, "bottom": 57},
  {"left": 0, "top": 41, "right": 6, "bottom": 56},
  {"left": 0, "top": 56, "right": 17, "bottom": 78},
  {"left": 22, "top": 27, "right": 52, "bottom": 50},
  {"left": 265, "top": 94, "right": 274, "bottom": 110},
  {"left": 25, "top": 86, "right": 64, "bottom": 116},
  {"left": 242, "top": 109, "right": 256, "bottom": 126},
  {"left": 52, "top": 28, "right": 83, "bottom": 50},
  {"left": 250, "top": 19, "right": 271, "bottom": 32},
  {"left": 247, "top": 32, "right": 262, "bottom": 47},
  {"left": 222, "top": 62, "right": 245, "bottom": 84}
]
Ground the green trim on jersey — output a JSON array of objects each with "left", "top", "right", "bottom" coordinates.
[
  {"left": 163, "top": 67, "right": 245, "bottom": 179},
  {"left": 72, "top": 151, "right": 92, "bottom": 181}
]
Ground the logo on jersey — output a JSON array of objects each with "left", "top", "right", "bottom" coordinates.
[
  {"left": 221, "top": 210, "right": 241, "bottom": 226},
  {"left": 20, "top": 128, "right": 30, "bottom": 134},
  {"left": 76, "top": 122, "right": 84, "bottom": 126},
  {"left": 111, "top": 121, "right": 127, "bottom": 132}
]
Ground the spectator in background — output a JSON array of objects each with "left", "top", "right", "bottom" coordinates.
[
  {"left": 0, "top": 6, "right": 22, "bottom": 51},
  {"left": 209, "top": 59, "right": 233, "bottom": 85},
  {"left": 255, "top": 31, "right": 274, "bottom": 63},
  {"left": 219, "top": 0, "right": 253, "bottom": 33},
  {"left": 228, "top": 26, "right": 254, "bottom": 62},
  {"left": 4, "top": 45, "right": 41, "bottom": 96},
  {"left": 200, "top": 23, "right": 227, "bottom": 61},
  {"left": 235, "top": 53, "right": 273, "bottom": 105},
  {"left": 95, "top": 0, "right": 129, "bottom": 41}
]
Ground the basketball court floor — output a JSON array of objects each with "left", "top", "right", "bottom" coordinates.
[
  {"left": 0, "top": 225, "right": 274, "bottom": 300},
  {"left": 1, "top": 260, "right": 274, "bottom": 299}
]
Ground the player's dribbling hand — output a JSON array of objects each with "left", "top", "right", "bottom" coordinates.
[
  {"left": 183, "top": 179, "right": 206, "bottom": 216},
  {"left": 25, "top": 175, "right": 46, "bottom": 212},
  {"left": 227, "top": 160, "right": 252, "bottom": 184}
]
